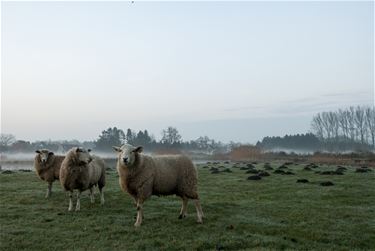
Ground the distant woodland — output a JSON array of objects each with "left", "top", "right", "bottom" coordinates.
[{"left": 1, "top": 106, "right": 374, "bottom": 154}]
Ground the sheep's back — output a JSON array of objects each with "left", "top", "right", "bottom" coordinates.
[
  {"left": 53, "top": 155, "right": 65, "bottom": 180},
  {"left": 151, "top": 155, "right": 197, "bottom": 196},
  {"left": 88, "top": 156, "right": 105, "bottom": 186}
]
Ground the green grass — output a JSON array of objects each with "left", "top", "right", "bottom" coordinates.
[{"left": 0, "top": 163, "right": 374, "bottom": 250}]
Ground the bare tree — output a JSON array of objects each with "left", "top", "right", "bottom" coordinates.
[
  {"left": 161, "top": 127, "right": 182, "bottom": 145},
  {"left": 328, "top": 111, "right": 340, "bottom": 139},
  {"left": 311, "top": 113, "right": 324, "bottom": 139},
  {"left": 365, "top": 106, "right": 375, "bottom": 147},
  {"left": 354, "top": 106, "right": 366, "bottom": 144},
  {"left": 321, "top": 112, "right": 333, "bottom": 139},
  {"left": 348, "top": 106, "right": 356, "bottom": 141},
  {"left": 338, "top": 109, "right": 349, "bottom": 139},
  {"left": 0, "top": 133, "right": 16, "bottom": 151}
]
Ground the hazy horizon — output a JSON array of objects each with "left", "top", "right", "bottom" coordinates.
[{"left": 1, "top": 1, "right": 374, "bottom": 144}]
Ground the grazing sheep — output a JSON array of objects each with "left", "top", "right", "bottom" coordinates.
[
  {"left": 60, "top": 147, "right": 106, "bottom": 211},
  {"left": 34, "top": 149, "right": 65, "bottom": 198},
  {"left": 113, "top": 144, "right": 204, "bottom": 227}
]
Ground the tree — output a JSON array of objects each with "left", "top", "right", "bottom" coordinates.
[
  {"left": 338, "top": 109, "right": 349, "bottom": 139},
  {"left": 311, "top": 114, "right": 324, "bottom": 139},
  {"left": 0, "top": 133, "right": 16, "bottom": 151},
  {"left": 365, "top": 106, "right": 375, "bottom": 147},
  {"left": 161, "top": 127, "right": 182, "bottom": 145},
  {"left": 95, "top": 127, "right": 125, "bottom": 151},
  {"left": 125, "top": 128, "right": 136, "bottom": 145},
  {"left": 354, "top": 106, "right": 366, "bottom": 144}
]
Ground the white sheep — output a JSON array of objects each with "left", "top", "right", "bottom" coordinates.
[
  {"left": 59, "top": 147, "right": 106, "bottom": 211},
  {"left": 113, "top": 144, "right": 204, "bottom": 227}
]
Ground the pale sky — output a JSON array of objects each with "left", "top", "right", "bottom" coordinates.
[{"left": 1, "top": 1, "right": 374, "bottom": 143}]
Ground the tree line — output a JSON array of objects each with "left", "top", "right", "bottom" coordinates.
[
  {"left": 0, "top": 126, "right": 229, "bottom": 154},
  {"left": 95, "top": 126, "right": 228, "bottom": 153},
  {"left": 256, "top": 133, "right": 321, "bottom": 151},
  {"left": 311, "top": 106, "right": 375, "bottom": 149}
]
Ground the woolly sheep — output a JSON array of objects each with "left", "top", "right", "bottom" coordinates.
[
  {"left": 59, "top": 147, "right": 106, "bottom": 211},
  {"left": 34, "top": 149, "right": 65, "bottom": 198},
  {"left": 113, "top": 144, "right": 204, "bottom": 227}
]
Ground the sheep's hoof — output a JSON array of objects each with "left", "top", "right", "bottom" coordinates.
[
  {"left": 197, "top": 219, "right": 203, "bottom": 224},
  {"left": 134, "top": 222, "right": 141, "bottom": 227},
  {"left": 68, "top": 207, "right": 73, "bottom": 212},
  {"left": 178, "top": 214, "right": 186, "bottom": 219},
  {"left": 75, "top": 207, "right": 80, "bottom": 212}
]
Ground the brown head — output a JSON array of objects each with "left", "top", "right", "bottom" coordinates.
[
  {"left": 35, "top": 149, "right": 54, "bottom": 164},
  {"left": 113, "top": 144, "right": 143, "bottom": 167},
  {"left": 65, "top": 147, "right": 93, "bottom": 166}
]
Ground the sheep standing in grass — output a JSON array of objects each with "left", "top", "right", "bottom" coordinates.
[
  {"left": 59, "top": 147, "right": 106, "bottom": 211},
  {"left": 34, "top": 149, "right": 65, "bottom": 198},
  {"left": 113, "top": 144, "right": 204, "bottom": 227}
]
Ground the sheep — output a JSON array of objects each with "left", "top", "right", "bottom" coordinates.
[
  {"left": 34, "top": 149, "right": 65, "bottom": 198},
  {"left": 113, "top": 144, "right": 204, "bottom": 227},
  {"left": 59, "top": 147, "right": 106, "bottom": 211}
]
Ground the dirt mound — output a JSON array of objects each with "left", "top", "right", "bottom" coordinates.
[
  {"left": 239, "top": 167, "right": 250, "bottom": 170},
  {"left": 247, "top": 175, "right": 262, "bottom": 180},
  {"left": 320, "top": 170, "right": 343, "bottom": 175},
  {"left": 355, "top": 167, "right": 372, "bottom": 173},
  {"left": 2, "top": 170, "right": 14, "bottom": 174},
  {"left": 245, "top": 169, "right": 259, "bottom": 174},
  {"left": 246, "top": 163, "right": 255, "bottom": 168},
  {"left": 274, "top": 169, "right": 286, "bottom": 174},
  {"left": 18, "top": 169, "right": 31, "bottom": 172},
  {"left": 336, "top": 167, "right": 347, "bottom": 172},
  {"left": 320, "top": 181, "right": 334, "bottom": 186},
  {"left": 210, "top": 167, "right": 219, "bottom": 172},
  {"left": 258, "top": 171, "right": 270, "bottom": 177},
  {"left": 278, "top": 165, "right": 288, "bottom": 169},
  {"left": 305, "top": 163, "right": 319, "bottom": 169},
  {"left": 297, "top": 179, "right": 309, "bottom": 183}
]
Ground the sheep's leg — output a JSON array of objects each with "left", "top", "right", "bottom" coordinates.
[
  {"left": 99, "top": 187, "right": 105, "bottom": 205},
  {"left": 194, "top": 200, "right": 204, "bottom": 224},
  {"left": 90, "top": 187, "right": 95, "bottom": 203},
  {"left": 75, "top": 191, "right": 81, "bottom": 211},
  {"left": 179, "top": 197, "right": 188, "bottom": 219},
  {"left": 68, "top": 191, "right": 73, "bottom": 211},
  {"left": 46, "top": 182, "right": 52, "bottom": 198},
  {"left": 134, "top": 200, "right": 144, "bottom": 227}
]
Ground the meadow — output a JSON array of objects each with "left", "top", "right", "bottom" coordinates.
[{"left": 0, "top": 161, "right": 374, "bottom": 250}]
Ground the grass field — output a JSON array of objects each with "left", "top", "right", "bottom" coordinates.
[{"left": 0, "top": 162, "right": 374, "bottom": 250}]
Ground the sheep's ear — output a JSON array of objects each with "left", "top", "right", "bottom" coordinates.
[
  {"left": 35, "top": 150, "right": 41, "bottom": 154},
  {"left": 87, "top": 149, "right": 92, "bottom": 153},
  {"left": 112, "top": 146, "right": 121, "bottom": 152},
  {"left": 133, "top": 146, "right": 143, "bottom": 153},
  {"left": 48, "top": 152, "right": 54, "bottom": 155}
]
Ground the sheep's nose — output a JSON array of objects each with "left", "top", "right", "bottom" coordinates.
[
  {"left": 123, "top": 157, "right": 128, "bottom": 163},
  {"left": 88, "top": 158, "right": 93, "bottom": 163},
  {"left": 42, "top": 159, "right": 46, "bottom": 163}
]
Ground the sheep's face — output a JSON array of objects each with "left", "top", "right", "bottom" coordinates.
[
  {"left": 75, "top": 148, "right": 93, "bottom": 165},
  {"left": 113, "top": 144, "right": 143, "bottom": 167},
  {"left": 35, "top": 149, "right": 54, "bottom": 164}
]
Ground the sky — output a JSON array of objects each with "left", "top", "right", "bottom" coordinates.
[{"left": 1, "top": 1, "right": 374, "bottom": 143}]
